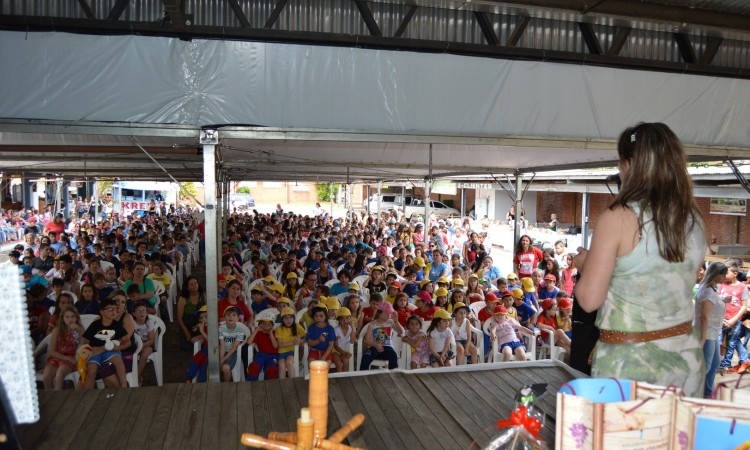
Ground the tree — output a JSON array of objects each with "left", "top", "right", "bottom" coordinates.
[
  {"left": 237, "top": 186, "right": 251, "bottom": 194},
  {"left": 179, "top": 182, "right": 198, "bottom": 199},
  {"left": 316, "top": 182, "right": 339, "bottom": 202}
]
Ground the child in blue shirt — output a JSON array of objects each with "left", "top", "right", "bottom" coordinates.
[{"left": 305, "top": 306, "right": 336, "bottom": 363}]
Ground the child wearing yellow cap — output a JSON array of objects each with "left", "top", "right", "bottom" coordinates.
[
  {"left": 274, "top": 307, "right": 305, "bottom": 379},
  {"left": 333, "top": 307, "right": 354, "bottom": 373},
  {"left": 427, "top": 309, "right": 455, "bottom": 367},
  {"left": 246, "top": 316, "right": 279, "bottom": 381}
]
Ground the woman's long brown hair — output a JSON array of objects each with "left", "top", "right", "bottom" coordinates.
[{"left": 611, "top": 123, "right": 701, "bottom": 262}]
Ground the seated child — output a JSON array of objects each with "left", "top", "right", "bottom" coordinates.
[
  {"left": 333, "top": 307, "right": 354, "bottom": 373},
  {"left": 249, "top": 287, "right": 270, "bottom": 315},
  {"left": 511, "top": 288, "right": 538, "bottom": 329},
  {"left": 274, "top": 307, "right": 305, "bottom": 379},
  {"left": 94, "top": 273, "right": 114, "bottom": 301},
  {"left": 132, "top": 302, "right": 157, "bottom": 386},
  {"left": 427, "top": 309, "right": 455, "bottom": 368},
  {"left": 556, "top": 297, "right": 573, "bottom": 339},
  {"left": 535, "top": 298, "right": 571, "bottom": 353},
  {"left": 305, "top": 306, "right": 336, "bottom": 364},
  {"left": 125, "top": 284, "right": 143, "bottom": 315},
  {"left": 488, "top": 305, "right": 527, "bottom": 362},
  {"left": 537, "top": 274, "right": 559, "bottom": 300},
  {"left": 451, "top": 302, "right": 478, "bottom": 365},
  {"left": 359, "top": 301, "right": 404, "bottom": 370},
  {"left": 43, "top": 305, "right": 84, "bottom": 390},
  {"left": 186, "top": 305, "right": 209, "bottom": 382},
  {"left": 403, "top": 314, "right": 429, "bottom": 369},
  {"left": 81, "top": 298, "right": 129, "bottom": 389},
  {"left": 219, "top": 306, "right": 251, "bottom": 382},
  {"left": 246, "top": 317, "right": 278, "bottom": 381},
  {"left": 75, "top": 283, "right": 101, "bottom": 316}
]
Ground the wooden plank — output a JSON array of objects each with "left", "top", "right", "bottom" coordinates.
[
  {"left": 278, "top": 378, "right": 302, "bottom": 432},
  {"left": 265, "top": 380, "right": 293, "bottom": 433},
  {"left": 348, "top": 375, "right": 406, "bottom": 449},
  {"left": 82, "top": 389, "right": 133, "bottom": 450},
  {"left": 251, "top": 380, "right": 271, "bottom": 438},
  {"left": 450, "top": 371, "right": 506, "bottom": 418},
  {"left": 219, "top": 383, "right": 239, "bottom": 450},
  {"left": 109, "top": 387, "right": 150, "bottom": 450},
  {"left": 201, "top": 382, "right": 224, "bottom": 449},
  {"left": 390, "top": 373, "right": 464, "bottom": 450},
  {"left": 236, "top": 383, "right": 255, "bottom": 444},
  {"left": 416, "top": 373, "right": 485, "bottom": 439},
  {"left": 41, "top": 390, "right": 98, "bottom": 450},
  {"left": 327, "top": 377, "right": 367, "bottom": 448},
  {"left": 66, "top": 390, "right": 112, "bottom": 449},
  {"left": 124, "top": 387, "right": 171, "bottom": 448},
  {"left": 333, "top": 377, "right": 387, "bottom": 449},
  {"left": 141, "top": 384, "right": 178, "bottom": 449},
  {"left": 22, "top": 390, "right": 71, "bottom": 448},
  {"left": 367, "top": 373, "right": 440, "bottom": 449},
  {"left": 182, "top": 382, "right": 208, "bottom": 450},
  {"left": 162, "top": 383, "right": 194, "bottom": 449}
]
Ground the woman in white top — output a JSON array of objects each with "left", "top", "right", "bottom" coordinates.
[{"left": 695, "top": 262, "right": 730, "bottom": 397}]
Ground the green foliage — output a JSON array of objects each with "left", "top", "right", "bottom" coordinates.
[
  {"left": 316, "top": 182, "right": 339, "bottom": 202},
  {"left": 179, "top": 182, "right": 198, "bottom": 199},
  {"left": 96, "top": 178, "right": 114, "bottom": 198},
  {"left": 237, "top": 186, "right": 252, "bottom": 194}
]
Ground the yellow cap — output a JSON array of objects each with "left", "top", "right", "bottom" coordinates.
[
  {"left": 371, "top": 265, "right": 385, "bottom": 272},
  {"left": 263, "top": 275, "right": 276, "bottom": 282},
  {"left": 419, "top": 279, "right": 432, "bottom": 289},
  {"left": 434, "top": 309, "right": 451, "bottom": 320},
  {"left": 326, "top": 297, "right": 341, "bottom": 310},
  {"left": 434, "top": 287, "right": 449, "bottom": 297},
  {"left": 348, "top": 283, "right": 360, "bottom": 291},
  {"left": 269, "top": 283, "right": 285, "bottom": 293},
  {"left": 437, "top": 277, "right": 450, "bottom": 284},
  {"left": 452, "top": 278, "right": 465, "bottom": 286},
  {"left": 336, "top": 307, "right": 351, "bottom": 318},
  {"left": 276, "top": 297, "right": 292, "bottom": 305},
  {"left": 414, "top": 257, "right": 426, "bottom": 268},
  {"left": 198, "top": 305, "right": 207, "bottom": 312},
  {"left": 286, "top": 272, "right": 298, "bottom": 279},
  {"left": 469, "top": 273, "right": 479, "bottom": 279},
  {"left": 521, "top": 277, "right": 535, "bottom": 293},
  {"left": 452, "top": 302, "right": 468, "bottom": 312},
  {"left": 511, "top": 288, "right": 524, "bottom": 299},
  {"left": 506, "top": 272, "right": 518, "bottom": 280},
  {"left": 280, "top": 307, "right": 296, "bottom": 316}
]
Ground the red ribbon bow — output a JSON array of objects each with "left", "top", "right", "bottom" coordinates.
[{"left": 496, "top": 406, "right": 542, "bottom": 438}]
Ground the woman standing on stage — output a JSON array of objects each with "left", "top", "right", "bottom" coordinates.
[{"left": 574, "top": 123, "right": 706, "bottom": 397}]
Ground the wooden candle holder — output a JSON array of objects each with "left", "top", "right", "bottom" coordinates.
[{"left": 241, "top": 363, "right": 366, "bottom": 450}]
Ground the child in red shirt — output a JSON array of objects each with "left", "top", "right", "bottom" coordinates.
[{"left": 246, "top": 317, "right": 279, "bottom": 381}]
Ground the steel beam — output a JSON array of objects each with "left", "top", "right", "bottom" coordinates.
[
  {"left": 607, "top": 27, "right": 631, "bottom": 56},
  {"left": 578, "top": 22, "right": 602, "bottom": 54},
  {"left": 674, "top": 33, "right": 697, "bottom": 64},
  {"left": 226, "top": 0, "right": 251, "bottom": 28},
  {"left": 699, "top": 37, "right": 723, "bottom": 65},
  {"left": 393, "top": 5, "right": 417, "bottom": 38},
  {"left": 263, "top": 0, "right": 289, "bottom": 29},
  {"left": 354, "top": 0, "right": 382, "bottom": 37},
  {"left": 0, "top": 16, "right": 747, "bottom": 79},
  {"left": 475, "top": 12, "right": 500, "bottom": 46}
]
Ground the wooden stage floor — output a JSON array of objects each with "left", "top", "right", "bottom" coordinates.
[{"left": 21, "top": 360, "right": 581, "bottom": 449}]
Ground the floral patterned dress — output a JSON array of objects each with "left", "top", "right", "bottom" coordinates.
[{"left": 592, "top": 203, "right": 706, "bottom": 398}]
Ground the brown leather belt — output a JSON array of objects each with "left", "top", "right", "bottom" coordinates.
[{"left": 598, "top": 321, "right": 693, "bottom": 345}]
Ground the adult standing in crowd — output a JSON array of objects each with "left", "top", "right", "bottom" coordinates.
[{"left": 574, "top": 123, "right": 706, "bottom": 397}]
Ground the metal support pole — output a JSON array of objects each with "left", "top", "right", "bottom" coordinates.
[
  {"left": 581, "top": 192, "right": 591, "bottom": 249},
  {"left": 55, "top": 176, "right": 62, "bottom": 215},
  {"left": 94, "top": 180, "right": 99, "bottom": 224},
  {"left": 460, "top": 188, "right": 466, "bottom": 218},
  {"left": 513, "top": 174, "right": 523, "bottom": 246},
  {"left": 401, "top": 185, "right": 406, "bottom": 216},
  {"left": 222, "top": 178, "right": 229, "bottom": 240},
  {"left": 366, "top": 184, "right": 370, "bottom": 215},
  {"left": 376, "top": 181, "right": 382, "bottom": 218},
  {"left": 425, "top": 144, "right": 433, "bottom": 245},
  {"left": 329, "top": 183, "right": 334, "bottom": 216},
  {"left": 201, "top": 130, "right": 221, "bottom": 383}
]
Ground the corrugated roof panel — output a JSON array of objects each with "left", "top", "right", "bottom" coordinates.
[{"left": 643, "top": 0, "right": 750, "bottom": 15}]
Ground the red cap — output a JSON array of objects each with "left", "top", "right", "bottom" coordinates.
[
  {"left": 416, "top": 291, "right": 432, "bottom": 304},
  {"left": 389, "top": 281, "right": 402, "bottom": 289},
  {"left": 544, "top": 274, "right": 557, "bottom": 282},
  {"left": 541, "top": 299, "right": 556, "bottom": 310},
  {"left": 217, "top": 274, "right": 226, "bottom": 281},
  {"left": 493, "top": 305, "right": 508, "bottom": 314},
  {"left": 500, "top": 290, "right": 514, "bottom": 298},
  {"left": 558, "top": 297, "right": 573, "bottom": 309},
  {"left": 485, "top": 293, "right": 499, "bottom": 303}
]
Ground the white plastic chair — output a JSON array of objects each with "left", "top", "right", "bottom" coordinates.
[
  {"left": 324, "top": 279, "right": 338, "bottom": 288},
  {"left": 62, "top": 290, "right": 79, "bottom": 305},
  {"left": 468, "top": 301, "right": 485, "bottom": 320},
  {"left": 295, "top": 307, "right": 308, "bottom": 329},
  {"left": 538, "top": 328, "right": 567, "bottom": 361},
  {"left": 99, "top": 260, "right": 114, "bottom": 272},
  {"left": 254, "top": 308, "right": 279, "bottom": 326},
  {"left": 151, "top": 280, "right": 166, "bottom": 319},
  {"left": 355, "top": 325, "right": 404, "bottom": 371},
  {"left": 143, "top": 314, "right": 166, "bottom": 386},
  {"left": 482, "top": 319, "right": 537, "bottom": 362},
  {"left": 124, "top": 334, "right": 144, "bottom": 388},
  {"left": 80, "top": 314, "right": 98, "bottom": 330},
  {"left": 352, "top": 275, "right": 368, "bottom": 287}
]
